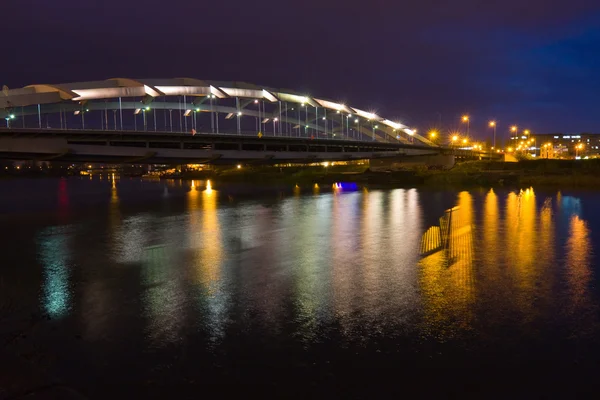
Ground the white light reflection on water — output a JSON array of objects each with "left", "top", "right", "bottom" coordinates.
[
  {"left": 292, "top": 194, "right": 334, "bottom": 343},
  {"left": 141, "top": 243, "right": 186, "bottom": 347},
  {"left": 331, "top": 191, "right": 362, "bottom": 333},
  {"left": 385, "top": 189, "right": 422, "bottom": 323},
  {"left": 38, "top": 226, "right": 73, "bottom": 319}
]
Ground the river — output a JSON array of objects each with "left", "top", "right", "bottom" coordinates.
[{"left": 1, "top": 177, "right": 599, "bottom": 397}]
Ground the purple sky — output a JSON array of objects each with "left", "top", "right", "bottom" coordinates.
[{"left": 3, "top": 0, "right": 600, "bottom": 139}]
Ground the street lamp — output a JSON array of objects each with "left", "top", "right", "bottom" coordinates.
[
  {"left": 462, "top": 115, "right": 470, "bottom": 136},
  {"left": 489, "top": 121, "right": 496, "bottom": 148},
  {"left": 452, "top": 135, "right": 459, "bottom": 147},
  {"left": 346, "top": 114, "right": 352, "bottom": 139},
  {"left": 5, "top": 113, "right": 15, "bottom": 128},
  {"left": 576, "top": 143, "right": 584, "bottom": 159},
  {"left": 142, "top": 107, "right": 148, "bottom": 131},
  {"left": 510, "top": 125, "right": 517, "bottom": 146},
  {"left": 543, "top": 143, "right": 551, "bottom": 159}
]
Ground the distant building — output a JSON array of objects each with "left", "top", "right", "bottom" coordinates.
[{"left": 511, "top": 133, "right": 600, "bottom": 159}]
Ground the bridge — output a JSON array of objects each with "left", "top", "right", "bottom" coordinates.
[{"left": 0, "top": 78, "right": 498, "bottom": 164}]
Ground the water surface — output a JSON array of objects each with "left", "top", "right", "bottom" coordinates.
[{"left": 1, "top": 177, "right": 599, "bottom": 396}]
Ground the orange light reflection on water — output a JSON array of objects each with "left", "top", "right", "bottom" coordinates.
[
  {"left": 566, "top": 215, "right": 592, "bottom": 316},
  {"left": 419, "top": 191, "right": 476, "bottom": 335}
]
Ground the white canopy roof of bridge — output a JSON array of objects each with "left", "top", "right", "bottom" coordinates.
[{"left": 0, "top": 78, "right": 432, "bottom": 145}]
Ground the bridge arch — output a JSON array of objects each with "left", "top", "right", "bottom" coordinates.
[{"left": 1, "top": 78, "right": 434, "bottom": 146}]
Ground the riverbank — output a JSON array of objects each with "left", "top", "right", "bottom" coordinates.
[
  {"left": 201, "top": 159, "right": 600, "bottom": 189},
  {"left": 4, "top": 159, "right": 600, "bottom": 189},
  {"left": 418, "top": 159, "right": 600, "bottom": 188}
]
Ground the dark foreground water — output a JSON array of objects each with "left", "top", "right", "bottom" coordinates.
[{"left": 2, "top": 177, "right": 600, "bottom": 397}]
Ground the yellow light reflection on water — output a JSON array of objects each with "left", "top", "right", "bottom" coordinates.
[
  {"left": 191, "top": 179, "right": 221, "bottom": 290},
  {"left": 483, "top": 189, "right": 498, "bottom": 256},
  {"left": 538, "top": 196, "right": 556, "bottom": 287},
  {"left": 481, "top": 188, "right": 501, "bottom": 292},
  {"left": 108, "top": 173, "right": 121, "bottom": 255},
  {"left": 313, "top": 183, "right": 320, "bottom": 195},
  {"left": 513, "top": 188, "right": 539, "bottom": 307},
  {"left": 110, "top": 173, "right": 118, "bottom": 204},
  {"left": 185, "top": 179, "right": 226, "bottom": 340},
  {"left": 449, "top": 192, "right": 475, "bottom": 309},
  {"left": 566, "top": 215, "right": 592, "bottom": 315},
  {"left": 418, "top": 188, "right": 595, "bottom": 339},
  {"left": 503, "top": 188, "right": 544, "bottom": 320},
  {"left": 419, "top": 191, "right": 475, "bottom": 334}
]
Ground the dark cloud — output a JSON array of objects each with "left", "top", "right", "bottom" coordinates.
[{"left": 3, "top": 0, "right": 600, "bottom": 136}]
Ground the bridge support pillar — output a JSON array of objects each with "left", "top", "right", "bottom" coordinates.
[{"left": 370, "top": 154, "right": 455, "bottom": 171}]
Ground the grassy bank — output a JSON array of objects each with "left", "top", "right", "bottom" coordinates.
[
  {"left": 419, "top": 159, "right": 600, "bottom": 188},
  {"left": 210, "top": 164, "right": 370, "bottom": 185},
  {"left": 204, "top": 159, "right": 600, "bottom": 189}
]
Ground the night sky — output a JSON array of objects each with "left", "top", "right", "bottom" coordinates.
[{"left": 3, "top": 0, "right": 600, "bottom": 139}]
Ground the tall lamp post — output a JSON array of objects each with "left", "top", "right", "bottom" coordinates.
[
  {"left": 489, "top": 121, "right": 496, "bottom": 148},
  {"left": 462, "top": 115, "right": 470, "bottom": 137},
  {"left": 254, "top": 99, "right": 260, "bottom": 134},
  {"left": 510, "top": 125, "right": 518, "bottom": 148},
  {"left": 576, "top": 143, "right": 584, "bottom": 159},
  {"left": 5, "top": 114, "right": 15, "bottom": 128}
]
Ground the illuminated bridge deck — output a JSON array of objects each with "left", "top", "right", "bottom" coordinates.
[{"left": 0, "top": 128, "right": 445, "bottom": 164}]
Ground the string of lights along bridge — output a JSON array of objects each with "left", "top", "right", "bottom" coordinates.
[{"left": 0, "top": 78, "right": 435, "bottom": 146}]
